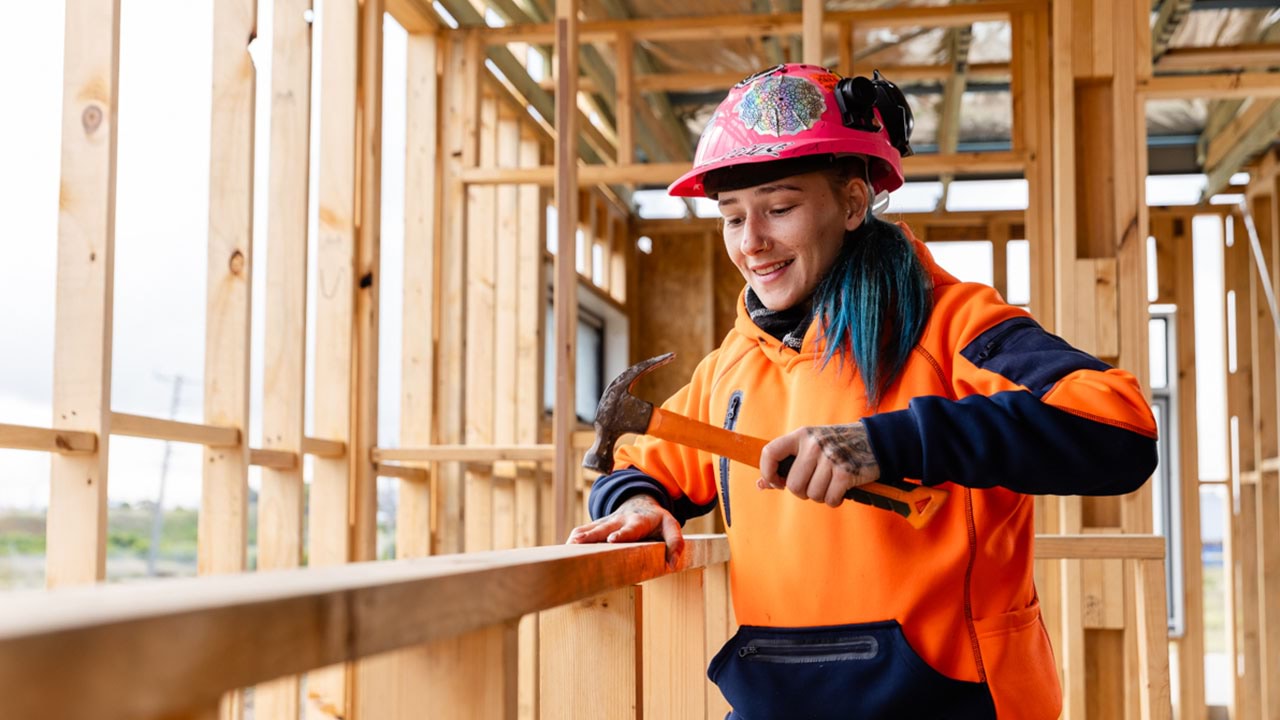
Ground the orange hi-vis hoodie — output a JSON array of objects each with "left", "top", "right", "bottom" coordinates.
[{"left": 589, "top": 231, "right": 1158, "bottom": 719}]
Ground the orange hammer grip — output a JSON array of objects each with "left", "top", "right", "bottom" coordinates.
[{"left": 647, "top": 408, "right": 947, "bottom": 529}]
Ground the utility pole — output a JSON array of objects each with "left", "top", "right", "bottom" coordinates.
[{"left": 148, "top": 373, "right": 190, "bottom": 576}]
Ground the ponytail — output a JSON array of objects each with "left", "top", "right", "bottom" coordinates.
[{"left": 813, "top": 214, "right": 933, "bottom": 408}]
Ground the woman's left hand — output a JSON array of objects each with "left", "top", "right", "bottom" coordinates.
[{"left": 758, "top": 422, "right": 881, "bottom": 507}]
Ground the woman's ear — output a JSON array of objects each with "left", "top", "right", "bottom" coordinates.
[{"left": 843, "top": 177, "right": 870, "bottom": 232}]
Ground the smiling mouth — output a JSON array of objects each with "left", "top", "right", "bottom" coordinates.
[{"left": 751, "top": 259, "right": 794, "bottom": 276}]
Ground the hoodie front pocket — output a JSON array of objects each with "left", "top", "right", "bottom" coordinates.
[{"left": 708, "top": 621, "right": 995, "bottom": 720}]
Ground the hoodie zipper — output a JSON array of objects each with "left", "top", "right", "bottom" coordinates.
[
  {"left": 737, "top": 636, "right": 879, "bottom": 664},
  {"left": 720, "top": 391, "right": 743, "bottom": 527}
]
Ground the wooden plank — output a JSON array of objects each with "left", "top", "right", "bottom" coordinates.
[
  {"left": 110, "top": 413, "right": 239, "bottom": 447},
  {"left": 1248, "top": 189, "right": 1280, "bottom": 718},
  {"left": 1173, "top": 213, "right": 1206, "bottom": 719},
  {"left": 257, "top": 4, "right": 312, "bottom": 716},
  {"left": 539, "top": 587, "right": 639, "bottom": 719},
  {"left": 385, "top": 0, "right": 440, "bottom": 33},
  {"left": 1135, "top": 558, "right": 1174, "bottom": 720},
  {"left": 1140, "top": 72, "right": 1280, "bottom": 100},
  {"left": 465, "top": 93, "right": 501, "bottom": 554},
  {"left": 436, "top": 35, "right": 480, "bottom": 555},
  {"left": 493, "top": 108, "right": 522, "bottom": 553},
  {"left": 375, "top": 445, "right": 556, "bottom": 462},
  {"left": 1204, "top": 100, "right": 1280, "bottom": 198},
  {"left": 485, "top": 2, "right": 1030, "bottom": 44},
  {"left": 1034, "top": 535, "right": 1166, "bottom": 560},
  {"left": 248, "top": 448, "right": 298, "bottom": 470},
  {"left": 553, "top": 0, "right": 581, "bottom": 544},
  {"left": 516, "top": 131, "right": 545, "bottom": 720},
  {"left": 1237, "top": 482, "right": 1262, "bottom": 720},
  {"left": 460, "top": 151, "right": 1030, "bottom": 186},
  {"left": 46, "top": 0, "right": 121, "bottom": 589},
  {"left": 990, "top": 221, "right": 1009, "bottom": 300},
  {"left": 376, "top": 464, "right": 430, "bottom": 483},
  {"left": 310, "top": 1, "right": 360, "bottom": 714},
  {"left": 802, "top": 0, "right": 823, "bottom": 66},
  {"left": 302, "top": 436, "right": 346, "bottom": 458},
  {"left": 616, "top": 32, "right": 634, "bottom": 167},
  {"left": 350, "top": 0, "right": 384, "bottom": 568},
  {"left": 400, "top": 29, "right": 440, "bottom": 561},
  {"left": 642, "top": 569, "right": 707, "bottom": 719},
  {"left": 530, "top": 62, "right": 1013, "bottom": 93},
  {"left": 201, "top": 7, "right": 256, "bottom": 657},
  {"left": 0, "top": 538, "right": 728, "bottom": 720},
  {"left": 417, "top": 624, "right": 518, "bottom": 718},
  {"left": 1157, "top": 43, "right": 1280, "bottom": 72},
  {"left": 0, "top": 424, "right": 97, "bottom": 455},
  {"left": 703, "top": 562, "right": 732, "bottom": 718}
]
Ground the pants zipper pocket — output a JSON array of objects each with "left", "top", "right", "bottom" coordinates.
[{"left": 738, "top": 636, "right": 879, "bottom": 664}]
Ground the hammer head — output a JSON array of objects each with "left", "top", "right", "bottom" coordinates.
[{"left": 582, "top": 353, "right": 676, "bottom": 474}]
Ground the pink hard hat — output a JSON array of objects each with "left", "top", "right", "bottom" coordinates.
[{"left": 668, "top": 64, "right": 913, "bottom": 198}]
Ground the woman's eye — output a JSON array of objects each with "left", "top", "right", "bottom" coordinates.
[
  {"left": 770, "top": 206, "right": 795, "bottom": 216},
  {"left": 724, "top": 217, "right": 744, "bottom": 228}
]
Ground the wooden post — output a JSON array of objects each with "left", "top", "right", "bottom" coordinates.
[
  {"left": 642, "top": 570, "right": 708, "bottom": 718},
  {"left": 990, "top": 220, "right": 1009, "bottom": 301},
  {"left": 1247, "top": 190, "right": 1280, "bottom": 718},
  {"left": 616, "top": 32, "right": 634, "bottom": 168},
  {"left": 399, "top": 30, "right": 440, "bottom": 561},
  {"left": 553, "top": 0, "right": 581, "bottom": 543},
  {"left": 257, "top": 0, "right": 313, "bottom": 716},
  {"left": 802, "top": 0, "right": 823, "bottom": 66},
  {"left": 1225, "top": 213, "right": 1259, "bottom": 720},
  {"left": 47, "top": 0, "right": 122, "bottom": 589},
  {"left": 493, "top": 107, "right": 522, "bottom": 552},
  {"left": 464, "top": 92, "right": 500, "bottom": 553},
  {"left": 202, "top": 3, "right": 256, "bottom": 716},
  {"left": 540, "top": 588, "right": 639, "bottom": 718},
  {"left": 1172, "top": 215, "right": 1206, "bottom": 719},
  {"left": 415, "top": 624, "right": 519, "bottom": 718},
  {"left": 703, "top": 562, "right": 733, "bottom": 718}
]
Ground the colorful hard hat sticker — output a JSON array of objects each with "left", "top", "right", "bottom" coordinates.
[{"left": 733, "top": 74, "right": 827, "bottom": 137}]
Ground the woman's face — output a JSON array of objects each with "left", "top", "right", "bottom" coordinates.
[{"left": 718, "top": 170, "right": 868, "bottom": 311}]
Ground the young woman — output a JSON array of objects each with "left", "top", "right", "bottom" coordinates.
[{"left": 568, "top": 64, "right": 1157, "bottom": 719}]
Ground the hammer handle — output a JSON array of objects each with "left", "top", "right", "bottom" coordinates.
[{"left": 647, "top": 407, "right": 947, "bottom": 530}]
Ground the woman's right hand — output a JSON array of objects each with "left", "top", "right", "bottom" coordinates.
[{"left": 566, "top": 493, "right": 685, "bottom": 570}]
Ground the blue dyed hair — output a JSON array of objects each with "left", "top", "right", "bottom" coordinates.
[
  {"left": 810, "top": 159, "right": 933, "bottom": 408},
  {"left": 813, "top": 213, "right": 933, "bottom": 408}
]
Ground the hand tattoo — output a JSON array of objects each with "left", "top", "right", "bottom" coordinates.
[{"left": 806, "top": 423, "right": 879, "bottom": 478}]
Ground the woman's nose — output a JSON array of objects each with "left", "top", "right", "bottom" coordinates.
[{"left": 739, "top": 217, "right": 770, "bottom": 255}]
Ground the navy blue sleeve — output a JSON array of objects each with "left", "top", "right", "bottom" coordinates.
[
  {"left": 589, "top": 467, "right": 718, "bottom": 524},
  {"left": 862, "top": 316, "right": 1157, "bottom": 496},
  {"left": 863, "top": 392, "right": 1156, "bottom": 495}
]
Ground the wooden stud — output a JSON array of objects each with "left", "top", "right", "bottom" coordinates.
[
  {"left": 435, "top": 34, "right": 480, "bottom": 555},
  {"left": 1140, "top": 72, "right": 1280, "bottom": 101},
  {"left": 201, "top": 5, "right": 257, "bottom": 649},
  {"left": 493, "top": 107, "right": 523, "bottom": 553},
  {"left": 1135, "top": 558, "right": 1174, "bottom": 720},
  {"left": 802, "top": 0, "right": 823, "bottom": 66},
  {"left": 350, "top": 0, "right": 385, "bottom": 568},
  {"left": 642, "top": 569, "right": 707, "bottom": 719},
  {"left": 399, "top": 30, "right": 440, "bottom": 561},
  {"left": 1172, "top": 214, "right": 1206, "bottom": 719},
  {"left": 1157, "top": 43, "right": 1280, "bottom": 72},
  {"left": 616, "top": 32, "right": 634, "bottom": 167},
  {"left": 484, "top": 2, "right": 1032, "bottom": 44},
  {"left": 1237, "top": 482, "right": 1262, "bottom": 720},
  {"left": 459, "top": 152, "right": 1030, "bottom": 186},
  {"left": 539, "top": 588, "right": 639, "bottom": 718},
  {"left": 111, "top": 413, "right": 239, "bottom": 447},
  {"left": 417, "top": 624, "right": 519, "bottom": 718},
  {"left": 837, "top": 22, "right": 853, "bottom": 76},
  {"left": 990, "top": 221, "right": 1008, "bottom": 301},
  {"left": 46, "top": 0, "right": 122, "bottom": 589},
  {"left": 464, "top": 93, "right": 500, "bottom": 553},
  {"left": 255, "top": 2, "right": 312, "bottom": 717},
  {"left": 553, "top": 0, "right": 581, "bottom": 544},
  {"left": 0, "top": 425, "right": 97, "bottom": 455}
]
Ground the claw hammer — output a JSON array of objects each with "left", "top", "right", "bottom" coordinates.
[{"left": 582, "top": 353, "right": 947, "bottom": 529}]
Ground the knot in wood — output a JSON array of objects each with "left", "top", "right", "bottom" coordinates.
[{"left": 82, "top": 105, "right": 103, "bottom": 134}]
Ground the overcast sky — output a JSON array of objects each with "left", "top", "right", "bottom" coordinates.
[{"left": 0, "top": 0, "right": 1228, "bottom": 514}]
